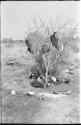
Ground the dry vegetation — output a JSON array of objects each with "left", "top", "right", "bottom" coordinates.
[{"left": 1, "top": 19, "right": 80, "bottom": 123}]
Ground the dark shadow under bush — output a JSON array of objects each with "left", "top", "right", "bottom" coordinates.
[{"left": 30, "top": 80, "right": 45, "bottom": 88}]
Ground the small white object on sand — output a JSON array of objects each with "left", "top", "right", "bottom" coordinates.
[
  {"left": 37, "top": 77, "right": 43, "bottom": 83},
  {"left": 47, "top": 83, "right": 51, "bottom": 87},
  {"left": 66, "top": 90, "right": 71, "bottom": 95},
  {"left": 11, "top": 90, "right": 16, "bottom": 95},
  {"left": 61, "top": 45, "right": 63, "bottom": 50},
  {"left": 51, "top": 77, "right": 56, "bottom": 82},
  {"left": 3, "top": 82, "right": 9, "bottom": 86},
  {"left": 64, "top": 69, "right": 69, "bottom": 72},
  {"left": 27, "top": 91, "right": 35, "bottom": 96}
]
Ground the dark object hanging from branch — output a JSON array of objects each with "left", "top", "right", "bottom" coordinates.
[
  {"left": 25, "top": 39, "right": 34, "bottom": 54},
  {"left": 41, "top": 44, "right": 50, "bottom": 54},
  {"left": 50, "top": 32, "right": 59, "bottom": 51}
]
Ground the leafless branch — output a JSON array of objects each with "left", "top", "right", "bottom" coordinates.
[{"left": 38, "top": 15, "right": 51, "bottom": 37}]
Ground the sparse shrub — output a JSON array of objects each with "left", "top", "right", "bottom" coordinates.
[{"left": 25, "top": 17, "right": 79, "bottom": 88}]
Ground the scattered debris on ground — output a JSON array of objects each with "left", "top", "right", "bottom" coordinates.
[{"left": 1, "top": 34, "right": 80, "bottom": 123}]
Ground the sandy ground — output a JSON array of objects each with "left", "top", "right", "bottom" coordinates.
[{"left": 1, "top": 41, "right": 80, "bottom": 124}]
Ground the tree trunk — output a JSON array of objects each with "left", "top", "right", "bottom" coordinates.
[{"left": 45, "top": 66, "right": 48, "bottom": 86}]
